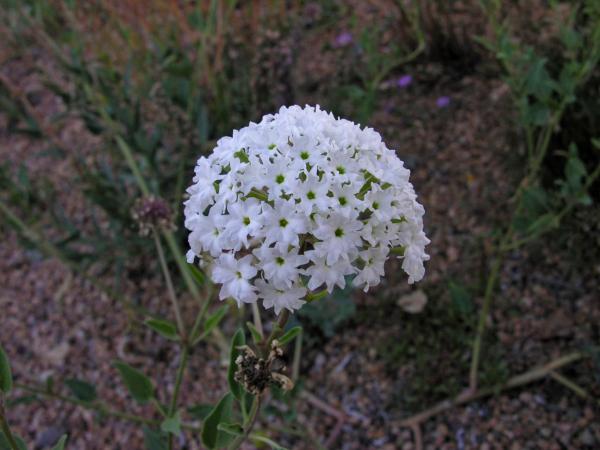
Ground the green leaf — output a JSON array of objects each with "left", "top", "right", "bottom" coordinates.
[
  {"left": 525, "top": 103, "right": 550, "bottom": 126},
  {"left": 246, "top": 321, "right": 263, "bottom": 344},
  {"left": 51, "top": 435, "right": 68, "bottom": 450},
  {"left": 527, "top": 213, "right": 559, "bottom": 235},
  {"left": 228, "top": 329, "right": 245, "bottom": 401},
  {"left": 64, "top": 378, "right": 97, "bottom": 402},
  {"left": 201, "top": 393, "right": 235, "bottom": 450},
  {"left": 217, "top": 422, "right": 243, "bottom": 436},
  {"left": 144, "top": 318, "right": 179, "bottom": 341},
  {"left": 0, "top": 345, "right": 12, "bottom": 393},
  {"left": 187, "top": 403, "right": 214, "bottom": 421},
  {"left": 525, "top": 57, "right": 554, "bottom": 101},
  {"left": 160, "top": 411, "right": 181, "bottom": 436},
  {"left": 448, "top": 282, "right": 473, "bottom": 317},
  {"left": 143, "top": 427, "right": 167, "bottom": 450},
  {"left": 250, "top": 433, "right": 290, "bottom": 450},
  {"left": 113, "top": 361, "right": 154, "bottom": 404},
  {"left": 203, "top": 305, "right": 228, "bottom": 338},
  {"left": 278, "top": 326, "right": 302, "bottom": 346},
  {"left": 0, "top": 432, "right": 27, "bottom": 450}
]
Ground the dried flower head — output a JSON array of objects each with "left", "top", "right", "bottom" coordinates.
[
  {"left": 133, "top": 196, "right": 174, "bottom": 235},
  {"left": 184, "top": 105, "right": 429, "bottom": 313},
  {"left": 234, "top": 341, "right": 293, "bottom": 395}
]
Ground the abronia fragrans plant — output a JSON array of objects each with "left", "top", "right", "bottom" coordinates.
[{"left": 184, "top": 105, "right": 429, "bottom": 314}]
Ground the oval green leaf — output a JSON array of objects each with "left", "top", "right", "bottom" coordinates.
[
  {"left": 0, "top": 345, "right": 12, "bottom": 394},
  {"left": 203, "top": 305, "right": 229, "bottom": 338},
  {"left": 64, "top": 378, "right": 97, "bottom": 402},
  {"left": 160, "top": 411, "right": 181, "bottom": 436},
  {"left": 144, "top": 318, "right": 179, "bottom": 341},
  {"left": 201, "top": 393, "right": 234, "bottom": 450},
  {"left": 113, "top": 361, "right": 154, "bottom": 404},
  {"left": 278, "top": 326, "right": 302, "bottom": 346}
]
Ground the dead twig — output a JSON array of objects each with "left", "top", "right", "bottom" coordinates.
[{"left": 399, "top": 351, "right": 584, "bottom": 428}]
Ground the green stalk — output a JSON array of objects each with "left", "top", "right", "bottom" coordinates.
[
  {"left": 115, "top": 136, "right": 151, "bottom": 196},
  {"left": 162, "top": 231, "right": 200, "bottom": 299},
  {"left": 226, "top": 396, "right": 261, "bottom": 450},
  {"left": 251, "top": 303, "right": 264, "bottom": 338},
  {"left": 15, "top": 383, "right": 203, "bottom": 432},
  {"left": 468, "top": 252, "right": 504, "bottom": 389},
  {"left": 167, "top": 346, "right": 190, "bottom": 450},
  {"left": 14, "top": 383, "right": 156, "bottom": 426},
  {"left": 263, "top": 310, "right": 290, "bottom": 356},
  {"left": 153, "top": 230, "right": 186, "bottom": 339}
]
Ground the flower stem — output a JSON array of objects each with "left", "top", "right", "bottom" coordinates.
[
  {"left": 266, "top": 310, "right": 289, "bottom": 344},
  {"left": 251, "top": 302, "right": 264, "bottom": 338},
  {"left": 167, "top": 345, "right": 190, "bottom": 450},
  {"left": 226, "top": 396, "right": 261, "bottom": 450},
  {"left": 469, "top": 228, "right": 512, "bottom": 390},
  {"left": 153, "top": 230, "right": 186, "bottom": 339}
]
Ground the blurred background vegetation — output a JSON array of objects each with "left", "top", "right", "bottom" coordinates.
[{"left": 0, "top": 0, "right": 599, "bottom": 449}]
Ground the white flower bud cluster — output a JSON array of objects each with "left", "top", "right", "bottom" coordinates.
[{"left": 184, "top": 105, "right": 429, "bottom": 314}]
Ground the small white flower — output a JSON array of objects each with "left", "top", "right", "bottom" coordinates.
[
  {"left": 221, "top": 198, "right": 262, "bottom": 250},
  {"left": 312, "top": 212, "right": 363, "bottom": 265},
  {"left": 353, "top": 246, "right": 389, "bottom": 292},
  {"left": 295, "top": 167, "right": 331, "bottom": 214},
  {"left": 253, "top": 244, "right": 308, "bottom": 289},
  {"left": 257, "top": 200, "right": 307, "bottom": 247},
  {"left": 303, "top": 251, "right": 356, "bottom": 292},
  {"left": 256, "top": 279, "right": 307, "bottom": 315},
  {"left": 212, "top": 253, "right": 258, "bottom": 306},
  {"left": 364, "top": 184, "right": 395, "bottom": 222}
]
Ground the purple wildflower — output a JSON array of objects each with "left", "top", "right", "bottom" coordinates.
[
  {"left": 436, "top": 96, "right": 451, "bottom": 108},
  {"left": 397, "top": 75, "right": 413, "bottom": 88},
  {"left": 335, "top": 32, "right": 353, "bottom": 47}
]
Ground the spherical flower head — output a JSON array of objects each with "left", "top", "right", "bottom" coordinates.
[{"left": 184, "top": 105, "right": 429, "bottom": 313}]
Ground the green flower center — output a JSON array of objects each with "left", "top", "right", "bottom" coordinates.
[
  {"left": 243, "top": 217, "right": 251, "bottom": 225},
  {"left": 307, "top": 191, "right": 316, "bottom": 200},
  {"left": 334, "top": 228, "right": 344, "bottom": 237},
  {"left": 276, "top": 257, "right": 285, "bottom": 266},
  {"left": 275, "top": 174, "right": 285, "bottom": 184},
  {"left": 279, "top": 218, "right": 288, "bottom": 227},
  {"left": 300, "top": 151, "right": 310, "bottom": 160}
]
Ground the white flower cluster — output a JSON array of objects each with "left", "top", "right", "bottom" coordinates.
[{"left": 184, "top": 105, "right": 429, "bottom": 314}]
